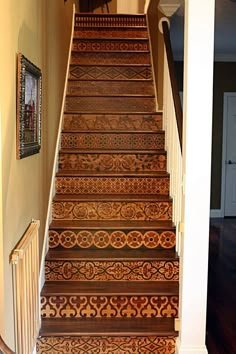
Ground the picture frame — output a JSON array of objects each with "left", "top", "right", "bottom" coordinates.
[{"left": 16, "top": 53, "right": 42, "bottom": 159}]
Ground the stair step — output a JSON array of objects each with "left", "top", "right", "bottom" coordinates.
[
  {"left": 37, "top": 335, "right": 177, "bottom": 353},
  {"left": 69, "top": 65, "right": 152, "bottom": 81},
  {"left": 63, "top": 113, "right": 162, "bottom": 131},
  {"left": 48, "top": 221, "right": 175, "bottom": 250},
  {"left": 45, "top": 256, "right": 179, "bottom": 282},
  {"left": 41, "top": 281, "right": 178, "bottom": 319},
  {"left": 39, "top": 317, "right": 177, "bottom": 336},
  {"left": 65, "top": 96, "right": 156, "bottom": 113},
  {"left": 52, "top": 194, "right": 172, "bottom": 221},
  {"left": 74, "top": 28, "right": 149, "bottom": 39},
  {"left": 56, "top": 171, "right": 168, "bottom": 177},
  {"left": 42, "top": 281, "right": 179, "bottom": 295},
  {"left": 60, "top": 132, "right": 164, "bottom": 150},
  {"left": 58, "top": 151, "right": 167, "bottom": 172},
  {"left": 67, "top": 80, "right": 154, "bottom": 96},
  {"left": 50, "top": 219, "right": 175, "bottom": 230},
  {"left": 46, "top": 248, "right": 177, "bottom": 260},
  {"left": 75, "top": 14, "right": 147, "bottom": 28},
  {"left": 55, "top": 176, "right": 169, "bottom": 195},
  {"left": 71, "top": 51, "right": 151, "bottom": 65},
  {"left": 72, "top": 38, "right": 149, "bottom": 53}
]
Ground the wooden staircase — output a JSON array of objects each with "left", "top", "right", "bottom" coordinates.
[{"left": 37, "top": 14, "right": 179, "bottom": 354}]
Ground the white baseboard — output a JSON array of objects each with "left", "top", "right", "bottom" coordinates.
[
  {"left": 210, "top": 209, "right": 223, "bottom": 218},
  {"left": 176, "top": 338, "right": 208, "bottom": 354}
]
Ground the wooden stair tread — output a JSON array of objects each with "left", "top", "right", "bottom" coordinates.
[
  {"left": 66, "top": 94, "right": 155, "bottom": 98},
  {"left": 59, "top": 148, "right": 166, "bottom": 154},
  {"left": 46, "top": 248, "right": 177, "bottom": 261},
  {"left": 53, "top": 194, "right": 172, "bottom": 202},
  {"left": 49, "top": 219, "right": 175, "bottom": 230},
  {"left": 41, "top": 281, "right": 179, "bottom": 295},
  {"left": 56, "top": 171, "right": 169, "bottom": 177},
  {"left": 61, "top": 130, "right": 164, "bottom": 134},
  {"left": 40, "top": 317, "right": 177, "bottom": 337}
]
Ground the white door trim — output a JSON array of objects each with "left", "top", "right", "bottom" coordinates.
[{"left": 220, "top": 92, "right": 236, "bottom": 217}]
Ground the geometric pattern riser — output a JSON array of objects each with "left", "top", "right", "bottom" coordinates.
[
  {"left": 65, "top": 97, "right": 156, "bottom": 114},
  {"left": 55, "top": 177, "right": 170, "bottom": 195},
  {"left": 48, "top": 229, "right": 176, "bottom": 249},
  {"left": 72, "top": 40, "right": 149, "bottom": 52},
  {"left": 52, "top": 201, "right": 172, "bottom": 221},
  {"left": 69, "top": 65, "right": 152, "bottom": 80},
  {"left": 63, "top": 114, "right": 163, "bottom": 131},
  {"left": 36, "top": 336, "right": 176, "bottom": 354},
  {"left": 58, "top": 153, "right": 167, "bottom": 172},
  {"left": 41, "top": 295, "right": 179, "bottom": 319},
  {"left": 74, "top": 29, "right": 148, "bottom": 39},
  {"left": 60, "top": 132, "right": 164, "bottom": 150},
  {"left": 75, "top": 15, "right": 147, "bottom": 27},
  {"left": 45, "top": 260, "right": 179, "bottom": 281},
  {"left": 71, "top": 52, "right": 152, "bottom": 65},
  {"left": 67, "top": 82, "right": 154, "bottom": 96}
]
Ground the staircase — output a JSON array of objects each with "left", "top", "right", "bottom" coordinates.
[{"left": 37, "top": 14, "right": 179, "bottom": 354}]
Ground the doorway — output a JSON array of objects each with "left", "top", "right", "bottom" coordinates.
[{"left": 221, "top": 92, "right": 236, "bottom": 216}]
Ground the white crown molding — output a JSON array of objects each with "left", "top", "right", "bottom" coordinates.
[{"left": 158, "top": 1, "right": 181, "bottom": 17}]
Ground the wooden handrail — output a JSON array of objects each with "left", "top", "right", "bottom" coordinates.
[
  {"left": 162, "top": 20, "right": 183, "bottom": 152},
  {"left": 0, "top": 336, "right": 15, "bottom": 354}
]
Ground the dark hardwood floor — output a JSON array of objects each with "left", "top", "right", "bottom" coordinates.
[{"left": 206, "top": 218, "right": 236, "bottom": 354}]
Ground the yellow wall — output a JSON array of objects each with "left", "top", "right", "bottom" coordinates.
[{"left": 0, "top": 0, "right": 75, "bottom": 349}]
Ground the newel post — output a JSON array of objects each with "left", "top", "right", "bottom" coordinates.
[{"left": 177, "top": 0, "right": 215, "bottom": 353}]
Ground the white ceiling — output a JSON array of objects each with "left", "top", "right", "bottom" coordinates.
[{"left": 170, "top": 0, "right": 236, "bottom": 61}]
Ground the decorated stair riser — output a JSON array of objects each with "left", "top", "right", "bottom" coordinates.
[
  {"left": 65, "top": 96, "right": 156, "bottom": 113},
  {"left": 41, "top": 295, "right": 178, "bottom": 319},
  {"left": 52, "top": 201, "right": 172, "bottom": 221},
  {"left": 74, "top": 28, "right": 149, "bottom": 39},
  {"left": 75, "top": 15, "right": 147, "bottom": 28},
  {"left": 67, "top": 80, "right": 154, "bottom": 96},
  {"left": 45, "top": 260, "right": 179, "bottom": 281},
  {"left": 63, "top": 113, "right": 163, "bottom": 132},
  {"left": 60, "top": 132, "right": 164, "bottom": 150},
  {"left": 55, "top": 176, "right": 169, "bottom": 195},
  {"left": 48, "top": 229, "right": 176, "bottom": 250},
  {"left": 58, "top": 152, "right": 167, "bottom": 172},
  {"left": 37, "top": 336, "right": 176, "bottom": 354},
  {"left": 71, "top": 52, "right": 151, "bottom": 65},
  {"left": 69, "top": 65, "right": 152, "bottom": 81},
  {"left": 72, "top": 39, "right": 149, "bottom": 53}
]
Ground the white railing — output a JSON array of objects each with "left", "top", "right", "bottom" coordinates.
[
  {"left": 162, "top": 20, "right": 183, "bottom": 255},
  {"left": 11, "top": 220, "right": 40, "bottom": 354}
]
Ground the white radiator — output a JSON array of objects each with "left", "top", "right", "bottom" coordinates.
[{"left": 11, "top": 220, "right": 40, "bottom": 354}]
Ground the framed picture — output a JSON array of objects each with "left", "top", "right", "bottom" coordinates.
[{"left": 16, "top": 53, "right": 42, "bottom": 159}]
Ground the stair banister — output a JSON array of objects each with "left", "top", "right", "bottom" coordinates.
[
  {"left": 0, "top": 336, "right": 15, "bottom": 354},
  {"left": 159, "top": 17, "right": 183, "bottom": 255},
  {"left": 161, "top": 19, "right": 183, "bottom": 151}
]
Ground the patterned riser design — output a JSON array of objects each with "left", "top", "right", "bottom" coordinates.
[
  {"left": 45, "top": 260, "right": 179, "bottom": 281},
  {"left": 65, "top": 96, "right": 156, "bottom": 113},
  {"left": 55, "top": 177, "right": 169, "bottom": 195},
  {"left": 48, "top": 229, "right": 176, "bottom": 249},
  {"left": 74, "top": 28, "right": 149, "bottom": 39},
  {"left": 75, "top": 14, "right": 147, "bottom": 28},
  {"left": 69, "top": 65, "right": 152, "bottom": 81},
  {"left": 61, "top": 132, "right": 164, "bottom": 150},
  {"left": 58, "top": 152, "right": 167, "bottom": 172},
  {"left": 37, "top": 336, "right": 176, "bottom": 354},
  {"left": 52, "top": 201, "right": 172, "bottom": 221},
  {"left": 67, "top": 81, "right": 154, "bottom": 96},
  {"left": 63, "top": 113, "right": 163, "bottom": 131},
  {"left": 72, "top": 39, "right": 149, "bottom": 52},
  {"left": 71, "top": 52, "right": 151, "bottom": 65},
  {"left": 41, "top": 295, "right": 178, "bottom": 319}
]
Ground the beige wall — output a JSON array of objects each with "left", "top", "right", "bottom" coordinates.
[{"left": 0, "top": 0, "right": 75, "bottom": 349}]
